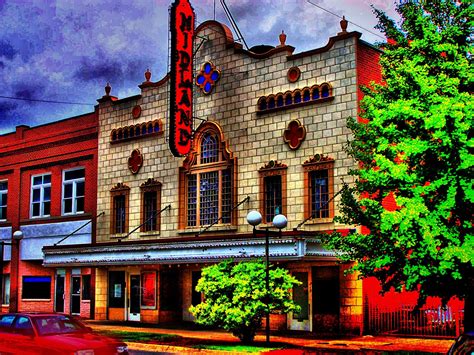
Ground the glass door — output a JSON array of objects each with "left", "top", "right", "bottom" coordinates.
[
  {"left": 128, "top": 275, "right": 140, "bottom": 321},
  {"left": 289, "top": 271, "right": 312, "bottom": 331},
  {"left": 71, "top": 276, "right": 81, "bottom": 315},
  {"left": 55, "top": 273, "right": 65, "bottom": 313}
]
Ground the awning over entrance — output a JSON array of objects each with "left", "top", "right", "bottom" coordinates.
[{"left": 42, "top": 236, "right": 337, "bottom": 267}]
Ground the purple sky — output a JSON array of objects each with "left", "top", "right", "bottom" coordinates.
[{"left": 0, "top": 0, "right": 398, "bottom": 134}]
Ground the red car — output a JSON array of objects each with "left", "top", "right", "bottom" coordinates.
[{"left": 0, "top": 313, "right": 128, "bottom": 355}]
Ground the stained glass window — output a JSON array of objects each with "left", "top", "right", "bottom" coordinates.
[
  {"left": 201, "top": 134, "right": 218, "bottom": 164},
  {"left": 184, "top": 124, "right": 234, "bottom": 228}
]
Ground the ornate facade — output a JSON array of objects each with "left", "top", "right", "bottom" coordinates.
[{"left": 42, "top": 19, "right": 382, "bottom": 334}]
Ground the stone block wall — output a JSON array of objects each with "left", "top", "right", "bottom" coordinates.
[{"left": 95, "top": 21, "right": 359, "bottom": 242}]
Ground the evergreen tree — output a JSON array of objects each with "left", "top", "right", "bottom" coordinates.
[{"left": 324, "top": 0, "right": 473, "bottom": 330}]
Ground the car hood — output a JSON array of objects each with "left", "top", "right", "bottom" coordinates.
[{"left": 42, "top": 332, "right": 124, "bottom": 350}]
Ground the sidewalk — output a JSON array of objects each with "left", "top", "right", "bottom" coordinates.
[{"left": 85, "top": 320, "right": 454, "bottom": 354}]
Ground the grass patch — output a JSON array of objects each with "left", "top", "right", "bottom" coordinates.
[
  {"left": 193, "top": 344, "right": 280, "bottom": 353},
  {"left": 95, "top": 329, "right": 181, "bottom": 343}
]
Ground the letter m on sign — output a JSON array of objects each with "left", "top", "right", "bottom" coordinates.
[{"left": 169, "top": 0, "right": 195, "bottom": 157}]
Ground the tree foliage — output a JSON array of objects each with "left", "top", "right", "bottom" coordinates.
[
  {"left": 189, "top": 259, "right": 300, "bottom": 343},
  {"left": 324, "top": 0, "right": 473, "bottom": 308}
]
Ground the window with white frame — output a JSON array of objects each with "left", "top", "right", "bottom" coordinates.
[
  {"left": 62, "top": 168, "right": 85, "bottom": 215},
  {"left": 31, "top": 174, "right": 51, "bottom": 218},
  {"left": 0, "top": 181, "right": 7, "bottom": 221}
]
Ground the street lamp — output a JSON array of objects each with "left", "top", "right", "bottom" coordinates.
[
  {"left": 246, "top": 211, "right": 287, "bottom": 344},
  {"left": 0, "top": 230, "right": 23, "bottom": 307}
]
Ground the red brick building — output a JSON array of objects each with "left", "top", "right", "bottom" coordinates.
[{"left": 0, "top": 112, "right": 98, "bottom": 318}]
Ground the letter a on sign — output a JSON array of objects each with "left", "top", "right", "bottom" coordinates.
[{"left": 169, "top": 0, "right": 195, "bottom": 157}]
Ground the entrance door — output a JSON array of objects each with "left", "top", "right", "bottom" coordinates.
[
  {"left": 312, "top": 266, "right": 339, "bottom": 333},
  {"left": 289, "top": 271, "right": 312, "bottom": 331},
  {"left": 71, "top": 276, "right": 81, "bottom": 315},
  {"left": 160, "top": 269, "right": 182, "bottom": 322},
  {"left": 128, "top": 275, "right": 141, "bottom": 321},
  {"left": 55, "top": 274, "right": 65, "bottom": 313}
]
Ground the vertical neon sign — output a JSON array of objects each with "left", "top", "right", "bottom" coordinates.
[{"left": 169, "top": 0, "right": 195, "bottom": 157}]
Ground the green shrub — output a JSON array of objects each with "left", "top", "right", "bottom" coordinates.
[{"left": 190, "top": 259, "right": 300, "bottom": 343}]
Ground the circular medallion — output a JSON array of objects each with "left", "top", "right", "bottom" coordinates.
[
  {"left": 132, "top": 105, "right": 142, "bottom": 119},
  {"left": 287, "top": 67, "right": 301, "bottom": 83}
]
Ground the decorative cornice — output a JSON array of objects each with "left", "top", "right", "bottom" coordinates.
[
  {"left": 303, "top": 154, "right": 334, "bottom": 165},
  {"left": 110, "top": 182, "right": 130, "bottom": 192},
  {"left": 288, "top": 31, "right": 362, "bottom": 60},
  {"left": 140, "top": 178, "right": 162, "bottom": 189},
  {"left": 259, "top": 160, "right": 287, "bottom": 171}
]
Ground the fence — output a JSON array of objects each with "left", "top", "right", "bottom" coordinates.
[{"left": 366, "top": 304, "right": 464, "bottom": 338}]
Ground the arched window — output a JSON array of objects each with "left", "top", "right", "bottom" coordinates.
[
  {"left": 180, "top": 122, "right": 235, "bottom": 229},
  {"left": 201, "top": 133, "right": 218, "bottom": 164}
]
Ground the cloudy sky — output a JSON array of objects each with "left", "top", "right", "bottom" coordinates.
[{"left": 0, "top": 0, "right": 399, "bottom": 134}]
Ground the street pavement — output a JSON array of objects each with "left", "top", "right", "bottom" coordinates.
[{"left": 85, "top": 320, "right": 454, "bottom": 354}]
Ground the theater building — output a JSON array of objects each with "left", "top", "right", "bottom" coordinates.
[
  {"left": 0, "top": 112, "right": 98, "bottom": 318},
  {"left": 43, "top": 16, "right": 382, "bottom": 334}
]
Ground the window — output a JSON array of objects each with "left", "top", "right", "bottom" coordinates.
[
  {"left": 303, "top": 155, "right": 334, "bottom": 221},
  {"left": 141, "top": 271, "right": 156, "bottom": 309},
  {"left": 180, "top": 122, "right": 235, "bottom": 229},
  {"left": 110, "top": 183, "right": 130, "bottom": 234},
  {"left": 140, "top": 179, "right": 161, "bottom": 232},
  {"left": 0, "top": 314, "right": 15, "bottom": 331},
  {"left": 22, "top": 276, "right": 51, "bottom": 300},
  {"left": 0, "top": 181, "right": 7, "bottom": 221},
  {"left": 2, "top": 275, "right": 9, "bottom": 305},
  {"left": 264, "top": 175, "right": 282, "bottom": 222},
  {"left": 81, "top": 275, "right": 91, "bottom": 301},
  {"left": 311, "top": 170, "right": 330, "bottom": 218},
  {"left": 30, "top": 174, "right": 51, "bottom": 218},
  {"left": 108, "top": 271, "right": 125, "bottom": 308},
  {"left": 259, "top": 161, "right": 287, "bottom": 224},
  {"left": 62, "top": 168, "right": 85, "bottom": 215},
  {"left": 13, "top": 316, "right": 34, "bottom": 336}
]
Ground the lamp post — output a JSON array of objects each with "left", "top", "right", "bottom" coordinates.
[
  {"left": 246, "top": 211, "right": 287, "bottom": 344},
  {"left": 0, "top": 230, "right": 23, "bottom": 309}
]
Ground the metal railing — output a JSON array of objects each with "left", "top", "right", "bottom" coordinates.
[{"left": 366, "top": 304, "right": 464, "bottom": 338}]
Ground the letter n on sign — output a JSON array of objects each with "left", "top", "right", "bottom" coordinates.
[{"left": 169, "top": 0, "right": 195, "bottom": 157}]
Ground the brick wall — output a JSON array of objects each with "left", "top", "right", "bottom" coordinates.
[
  {"left": 18, "top": 261, "right": 55, "bottom": 313},
  {"left": 356, "top": 42, "right": 382, "bottom": 114}
]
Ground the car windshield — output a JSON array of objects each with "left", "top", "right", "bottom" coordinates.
[{"left": 33, "top": 315, "right": 87, "bottom": 336}]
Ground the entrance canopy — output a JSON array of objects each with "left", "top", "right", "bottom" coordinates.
[{"left": 42, "top": 235, "right": 337, "bottom": 267}]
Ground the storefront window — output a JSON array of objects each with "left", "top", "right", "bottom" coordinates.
[
  {"left": 108, "top": 271, "right": 125, "bottom": 308},
  {"left": 22, "top": 276, "right": 51, "bottom": 300},
  {"left": 82, "top": 275, "right": 91, "bottom": 301},
  {"left": 141, "top": 271, "right": 156, "bottom": 309}
]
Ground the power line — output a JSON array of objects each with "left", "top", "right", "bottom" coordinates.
[
  {"left": 306, "top": 0, "right": 386, "bottom": 40},
  {"left": 0, "top": 95, "right": 94, "bottom": 106}
]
